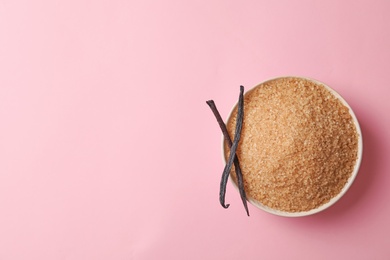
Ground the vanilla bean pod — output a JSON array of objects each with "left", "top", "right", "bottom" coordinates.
[{"left": 206, "top": 86, "right": 249, "bottom": 216}]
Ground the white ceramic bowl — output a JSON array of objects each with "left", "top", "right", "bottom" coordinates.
[{"left": 222, "top": 76, "right": 363, "bottom": 217}]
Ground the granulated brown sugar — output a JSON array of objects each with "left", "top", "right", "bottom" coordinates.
[{"left": 224, "top": 77, "right": 359, "bottom": 212}]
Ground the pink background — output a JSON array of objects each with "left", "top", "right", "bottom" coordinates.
[{"left": 0, "top": 0, "right": 389, "bottom": 259}]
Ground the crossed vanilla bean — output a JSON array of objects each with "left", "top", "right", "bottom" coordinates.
[{"left": 206, "top": 86, "right": 249, "bottom": 216}]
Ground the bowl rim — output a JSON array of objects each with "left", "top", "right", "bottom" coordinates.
[{"left": 222, "top": 76, "right": 363, "bottom": 217}]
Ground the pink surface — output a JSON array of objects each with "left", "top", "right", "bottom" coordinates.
[{"left": 0, "top": 0, "right": 389, "bottom": 259}]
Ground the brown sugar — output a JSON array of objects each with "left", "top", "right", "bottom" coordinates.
[{"left": 224, "top": 77, "right": 359, "bottom": 212}]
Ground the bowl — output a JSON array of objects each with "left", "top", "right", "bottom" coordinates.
[{"left": 222, "top": 76, "right": 363, "bottom": 217}]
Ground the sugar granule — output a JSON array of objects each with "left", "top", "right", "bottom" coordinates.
[{"left": 225, "top": 77, "right": 359, "bottom": 212}]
